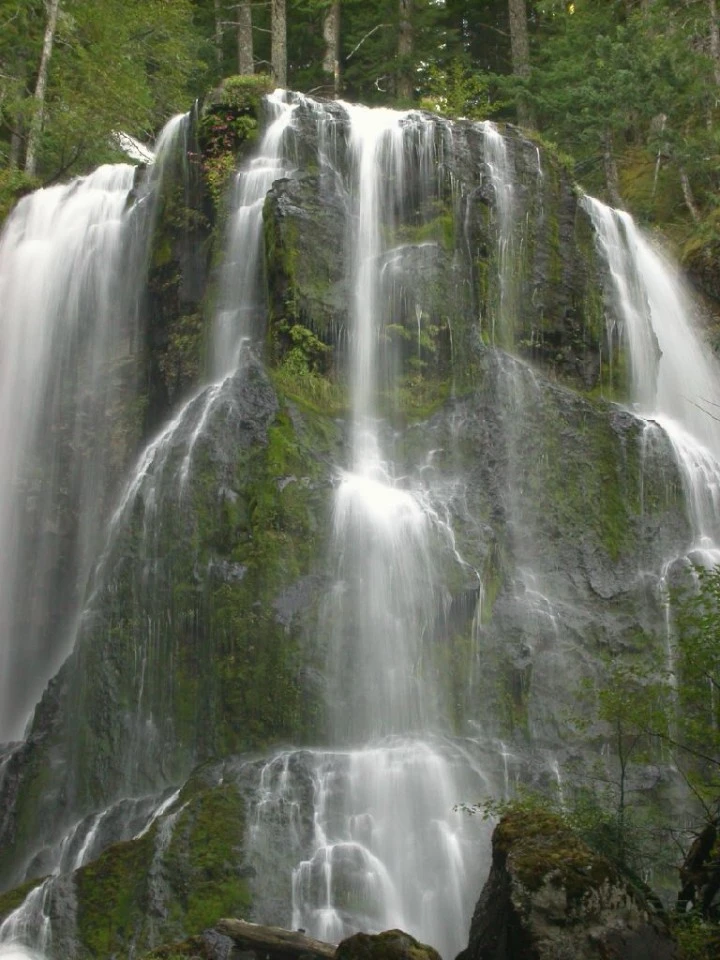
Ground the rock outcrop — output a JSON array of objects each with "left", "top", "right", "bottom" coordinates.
[
  {"left": 456, "top": 811, "right": 678, "bottom": 960},
  {"left": 141, "top": 924, "right": 439, "bottom": 960},
  {"left": 336, "top": 931, "right": 441, "bottom": 960}
]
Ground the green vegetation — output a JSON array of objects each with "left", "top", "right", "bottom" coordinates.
[
  {"left": 76, "top": 831, "right": 156, "bottom": 957},
  {"left": 0, "top": 167, "right": 37, "bottom": 223},
  {"left": 1, "top": 0, "right": 718, "bottom": 258},
  {"left": 199, "top": 75, "right": 272, "bottom": 208},
  {"left": 70, "top": 775, "right": 251, "bottom": 959},
  {"left": 165, "top": 781, "right": 251, "bottom": 933}
]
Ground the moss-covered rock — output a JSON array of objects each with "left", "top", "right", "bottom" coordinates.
[
  {"left": 0, "top": 874, "right": 47, "bottom": 924},
  {"left": 199, "top": 75, "right": 273, "bottom": 210},
  {"left": 337, "top": 930, "right": 442, "bottom": 960},
  {"left": 456, "top": 811, "right": 678, "bottom": 960},
  {"left": 143, "top": 109, "right": 213, "bottom": 433},
  {"left": 68, "top": 762, "right": 251, "bottom": 959}
]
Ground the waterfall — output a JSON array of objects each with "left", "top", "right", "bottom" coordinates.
[
  {"left": 585, "top": 197, "right": 720, "bottom": 558},
  {"left": 0, "top": 882, "right": 52, "bottom": 958},
  {"left": 60, "top": 93, "right": 302, "bottom": 799},
  {"left": 0, "top": 111, "right": 193, "bottom": 744},
  {"left": 480, "top": 122, "right": 517, "bottom": 346},
  {"left": 5, "top": 92, "right": 714, "bottom": 960},
  {"left": 0, "top": 163, "right": 138, "bottom": 743},
  {"left": 212, "top": 92, "right": 296, "bottom": 376},
  {"left": 254, "top": 100, "right": 495, "bottom": 959},
  {"left": 248, "top": 741, "right": 491, "bottom": 958}
]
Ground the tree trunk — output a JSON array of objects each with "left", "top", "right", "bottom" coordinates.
[
  {"left": 9, "top": 128, "right": 23, "bottom": 169},
  {"left": 215, "top": 919, "right": 335, "bottom": 960},
  {"left": 602, "top": 128, "right": 624, "bottom": 209},
  {"left": 271, "top": 0, "right": 287, "bottom": 88},
  {"left": 397, "top": 0, "right": 413, "bottom": 100},
  {"left": 709, "top": 0, "right": 720, "bottom": 88},
  {"left": 25, "top": 0, "right": 60, "bottom": 177},
  {"left": 322, "top": 0, "right": 341, "bottom": 96},
  {"left": 678, "top": 818, "right": 720, "bottom": 916},
  {"left": 508, "top": 0, "right": 534, "bottom": 127},
  {"left": 680, "top": 167, "right": 701, "bottom": 223},
  {"left": 237, "top": 0, "right": 254, "bottom": 75},
  {"left": 214, "top": 0, "right": 224, "bottom": 68}
]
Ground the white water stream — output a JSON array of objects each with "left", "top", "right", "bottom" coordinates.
[
  {"left": 480, "top": 122, "right": 517, "bottom": 345},
  {"left": 252, "top": 100, "right": 494, "bottom": 959},
  {"left": 0, "top": 112, "right": 193, "bottom": 744},
  {"left": 0, "top": 164, "right": 137, "bottom": 743},
  {"left": 585, "top": 197, "right": 720, "bottom": 560}
]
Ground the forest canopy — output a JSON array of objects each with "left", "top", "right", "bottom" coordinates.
[{"left": 1, "top": 1, "right": 719, "bottom": 240}]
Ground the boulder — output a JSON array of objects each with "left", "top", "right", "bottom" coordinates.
[
  {"left": 336, "top": 931, "right": 441, "bottom": 960},
  {"left": 456, "top": 811, "right": 678, "bottom": 960}
]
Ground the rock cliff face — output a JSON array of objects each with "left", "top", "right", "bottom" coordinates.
[
  {"left": 0, "top": 83, "right": 703, "bottom": 959},
  {"left": 456, "top": 811, "right": 678, "bottom": 960}
]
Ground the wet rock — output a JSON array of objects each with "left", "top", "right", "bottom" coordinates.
[
  {"left": 456, "top": 811, "right": 678, "bottom": 960},
  {"left": 336, "top": 931, "right": 441, "bottom": 960}
]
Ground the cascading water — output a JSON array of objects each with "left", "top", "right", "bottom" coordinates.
[
  {"left": 212, "top": 93, "right": 297, "bottom": 376},
  {"left": 0, "top": 163, "right": 138, "bottom": 743},
  {"left": 255, "top": 101, "right": 494, "bottom": 959},
  {"left": 0, "top": 99, "right": 302, "bottom": 877},
  {"left": 480, "top": 123, "right": 517, "bottom": 346},
  {"left": 585, "top": 197, "right": 720, "bottom": 559},
  {"left": 0, "top": 111, "right": 193, "bottom": 745},
  {"left": 250, "top": 740, "right": 490, "bottom": 953}
]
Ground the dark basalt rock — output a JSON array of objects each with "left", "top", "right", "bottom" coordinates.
[
  {"left": 336, "top": 930, "right": 442, "bottom": 960},
  {"left": 456, "top": 811, "right": 678, "bottom": 960}
]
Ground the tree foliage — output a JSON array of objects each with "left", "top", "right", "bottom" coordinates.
[{"left": 0, "top": 0, "right": 717, "bottom": 235}]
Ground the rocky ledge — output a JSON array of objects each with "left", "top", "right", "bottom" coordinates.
[
  {"left": 141, "top": 922, "right": 441, "bottom": 960},
  {"left": 138, "top": 808, "right": 682, "bottom": 960}
]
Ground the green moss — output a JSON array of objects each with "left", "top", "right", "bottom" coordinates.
[
  {"left": 618, "top": 147, "right": 684, "bottom": 226},
  {"left": 174, "top": 401, "right": 335, "bottom": 755},
  {"left": 336, "top": 930, "right": 440, "bottom": 960},
  {"left": 199, "top": 76, "right": 272, "bottom": 212},
  {"left": 500, "top": 663, "right": 532, "bottom": 738},
  {"left": 0, "top": 168, "right": 38, "bottom": 225},
  {"left": 522, "top": 131, "right": 576, "bottom": 177},
  {"left": 158, "top": 313, "right": 206, "bottom": 400},
  {"left": 391, "top": 207, "right": 456, "bottom": 251},
  {"left": 272, "top": 363, "right": 347, "bottom": 415},
  {"left": 165, "top": 782, "right": 251, "bottom": 932},
  {"left": 480, "top": 542, "right": 506, "bottom": 624},
  {"left": 212, "top": 74, "right": 274, "bottom": 111},
  {"left": 71, "top": 772, "right": 252, "bottom": 959},
  {"left": 75, "top": 830, "right": 155, "bottom": 957},
  {"left": 386, "top": 372, "right": 451, "bottom": 422},
  {"left": 495, "top": 809, "right": 616, "bottom": 901},
  {"left": 513, "top": 387, "right": 647, "bottom": 562}
]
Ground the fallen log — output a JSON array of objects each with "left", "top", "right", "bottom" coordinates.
[{"left": 215, "top": 918, "right": 336, "bottom": 960}]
